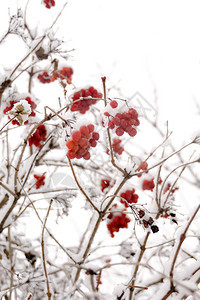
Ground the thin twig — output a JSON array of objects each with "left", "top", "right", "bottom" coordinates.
[
  {"left": 160, "top": 158, "right": 198, "bottom": 208},
  {"left": 18, "top": 182, "right": 77, "bottom": 264},
  {"left": 168, "top": 204, "right": 200, "bottom": 292},
  {"left": 41, "top": 199, "right": 53, "bottom": 300},
  {"left": 101, "top": 76, "right": 125, "bottom": 174},
  {"left": 73, "top": 175, "right": 129, "bottom": 283},
  {"left": 8, "top": 227, "right": 13, "bottom": 300},
  {"left": 128, "top": 232, "right": 151, "bottom": 300},
  {"left": 0, "top": 116, "right": 16, "bottom": 135},
  {"left": 67, "top": 157, "right": 99, "bottom": 213}
]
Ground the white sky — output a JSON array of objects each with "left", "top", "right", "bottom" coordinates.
[
  {"left": 1, "top": 0, "right": 200, "bottom": 138},
  {"left": 58, "top": 0, "right": 200, "bottom": 138}
]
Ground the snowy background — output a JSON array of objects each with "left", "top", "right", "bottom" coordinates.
[
  {"left": 1, "top": 0, "right": 200, "bottom": 138},
  {"left": 0, "top": 0, "right": 200, "bottom": 299}
]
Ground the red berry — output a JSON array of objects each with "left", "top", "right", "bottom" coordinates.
[
  {"left": 111, "top": 138, "right": 124, "bottom": 155},
  {"left": 87, "top": 124, "right": 94, "bottom": 133},
  {"left": 120, "top": 119, "right": 128, "bottom": 129},
  {"left": 79, "top": 138, "right": 89, "bottom": 148},
  {"left": 137, "top": 162, "right": 148, "bottom": 177},
  {"left": 112, "top": 117, "right": 121, "bottom": 126},
  {"left": 89, "top": 139, "right": 97, "bottom": 147},
  {"left": 134, "top": 119, "right": 140, "bottom": 126},
  {"left": 80, "top": 126, "right": 90, "bottom": 137},
  {"left": 43, "top": 0, "right": 55, "bottom": 9},
  {"left": 83, "top": 152, "right": 90, "bottom": 160},
  {"left": 34, "top": 174, "right": 45, "bottom": 189},
  {"left": 101, "top": 179, "right": 111, "bottom": 192},
  {"left": 66, "top": 140, "right": 75, "bottom": 150},
  {"left": 129, "top": 128, "right": 137, "bottom": 137},
  {"left": 108, "top": 121, "right": 115, "bottom": 129},
  {"left": 118, "top": 148, "right": 124, "bottom": 155},
  {"left": 115, "top": 113, "right": 122, "bottom": 119},
  {"left": 71, "top": 103, "right": 79, "bottom": 111},
  {"left": 72, "top": 131, "right": 81, "bottom": 142},
  {"left": 125, "top": 190, "right": 132, "bottom": 201},
  {"left": 67, "top": 150, "right": 76, "bottom": 159},
  {"left": 110, "top": 100, "right": 118, "bottom": 108},
  {"left": 116, "top": 127, "right": 124, "bottom": 136},
  {"left": 77, "top": 148, "right": 88, "bottom": 157},
  {"left": 92, "top": 132, "right": 99, "bottom": 140}
]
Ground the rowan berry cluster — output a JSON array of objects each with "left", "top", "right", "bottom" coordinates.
[
  {"left": 142, "top": 178, "right": 155, "bottom": 191},
  {"left": 51, "top": 67, "right": 73, "bottom": 84},
  {"left": 120, "top": 188, "right": 139, "bottom": 208},
  {"left": 37, "top": 72, "right": 51, "bottom": 84},
  {"left": 163, "top": 183, "right": 179, "bottom": 194},
  {"left": 28, "top": 125, "right": 47, "bottom": 147},
  {"left": 43, "top": 0, "right": 55, "bottom": 9},
  {"left": 107, "top": 205, "right": 130, "bottom": 238},
  {"left": 3, "top": 97, "right": 37, "bottom": 125},
  {"left": 66, "top": 124, "right": 99, "bottom": 160},
  {"left": 34, "top": 174, "right": 45, "bottom": 189},
  {"left": 70, "top": 87, "right": 102, "bottom": 114},
  {"left": 104, "top": 102, "right": 139, "bottom": 137},
  {"left": 137, "top": 161, "right": 148, "bottom": 177},
  {"left": 38, "top": 67, "right": 73, "bottom": 84},
  {"left": 111, "top": 138, "right": 124, "bottom": 155}
]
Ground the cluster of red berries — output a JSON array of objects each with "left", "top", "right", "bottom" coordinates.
[
  {"left": 71, "top": 87, "right": 102, "bottom": 114},
  {"left": 137, "top": 161, "right": 148, "bottom": 177},
  {"left": 28, "top": 125, "right": 47, "bottom": 147},
  {"left": 37, "top": 72, "right": 51, "bottom": 84},
  {"left": 107, "top": 205, "right": 130, "bottom": 238},
  {"left": 104, "top": 101, "right": 139, "bottom": 137},
  {"left": 105, "top": 187, "right": 139, "bottom": 237},
  {"left": 34, "top": 174, "right": 45, "bottom": 189},
  {"left": 66, "top": 124, "right": 99, "bottom": 160},
  {"left": 163, "top": 183, "right": 179, "bottom": 194},
  {"left": 120, "top": 188, "right": 139, "bottom": 208},
  {"left": 137, "top": 209, "right": 159, "bottom": 233},
  {"left": 43, "top": 0, "right": 55, "bottom": 9},
  {"left": 51, "top": 67, "right": 73, "bottom": 84},
  {"left": 142, "top": 178, "right": 155, "bottom": 191},
  {"left": 38, "top": 67, "right": 73, "bottom": 84},
  {"left": 111, "top": 138, "right": 124, "bottom": 155},
  {"left": 3, "top": 97, "right": 37, "bottom": 126},
  {"left": 142, "top": 176, "right": 179, "bottom": 195}
]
